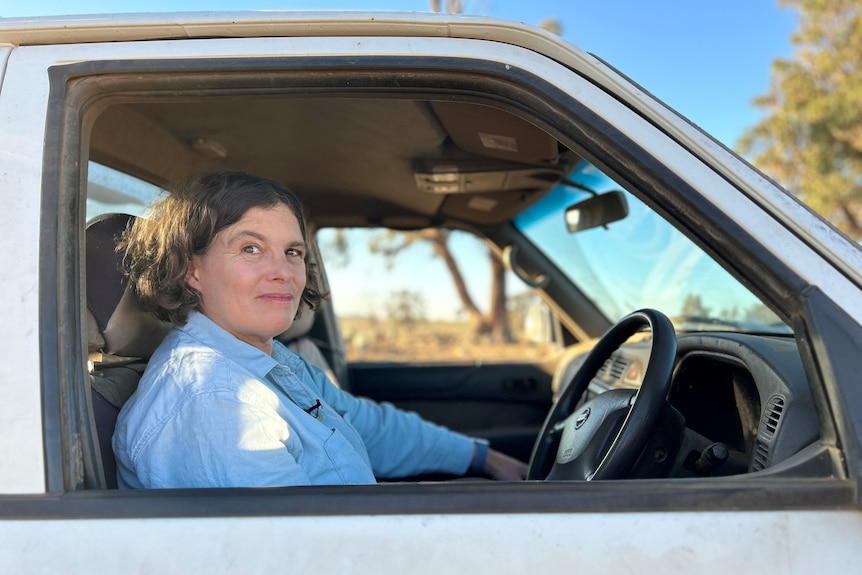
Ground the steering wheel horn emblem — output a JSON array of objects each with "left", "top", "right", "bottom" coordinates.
[{"left": 574, "top": 407, "right": 591, "bottom": 429}]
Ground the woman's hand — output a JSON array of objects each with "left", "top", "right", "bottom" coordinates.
[{"left": 483, "top": 447, "right": 529, "bottom": 481}]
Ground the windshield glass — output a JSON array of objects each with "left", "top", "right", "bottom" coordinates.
[{"left": 514, "top": 161, "right": 790, "bottom": 335}]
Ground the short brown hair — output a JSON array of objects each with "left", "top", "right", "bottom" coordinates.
[{"left": 122, "top": 171, "right": 325, "bottom": 326}]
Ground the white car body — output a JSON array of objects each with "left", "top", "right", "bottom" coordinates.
[{"left": 1, "top": 12, "right": 860, "bottom": 573}]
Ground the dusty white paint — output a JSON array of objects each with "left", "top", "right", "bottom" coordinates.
[
  {"left": 0, "top": 42, "right": 52, "bottom": 493},
  {"left": 1, "top": 510, "right": 861, "bottom": 573}
]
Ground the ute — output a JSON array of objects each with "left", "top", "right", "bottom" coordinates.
[{"left": 1, "top": 11, "right": 861, "bottom": 573}]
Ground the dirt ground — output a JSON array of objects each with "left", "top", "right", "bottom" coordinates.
[{"left": 338, "top": 316, "right": 557, "bottom": 363}]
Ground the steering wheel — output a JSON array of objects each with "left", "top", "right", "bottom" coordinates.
[{"left": 527, "top": 309, "right": 676, "bottom": 481}]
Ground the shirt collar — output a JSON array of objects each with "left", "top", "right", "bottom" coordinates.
[{"left": 180, "top": 311, "right": 282, "bottom": 378}]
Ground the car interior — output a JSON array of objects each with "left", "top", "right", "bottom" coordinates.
[{"left": 75, "top": 60, "right": 838, "bottom": 491}]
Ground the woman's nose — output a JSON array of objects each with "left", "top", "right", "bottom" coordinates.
[
  {"left": 265, "top": 252, "right": 288, "bottom": 280},
  {"left": 269, "top": 252, "right": 301, "bottom": 280}
]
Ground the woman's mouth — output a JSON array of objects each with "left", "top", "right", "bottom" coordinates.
[{"left": 259, "top": 293, "right": 294, "bottom": 303}]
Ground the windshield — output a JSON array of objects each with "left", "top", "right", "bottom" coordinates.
[{"left": 514, "top": 161, "right": 790, "bottom": 335}]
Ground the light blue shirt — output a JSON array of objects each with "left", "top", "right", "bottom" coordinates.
[{"left": 113, "top": 312, "right": 476, "bottom": 488}]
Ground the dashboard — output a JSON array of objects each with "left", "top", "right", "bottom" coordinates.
[{"left": 583, "top": 332, "right": 820, "bottom": 477}]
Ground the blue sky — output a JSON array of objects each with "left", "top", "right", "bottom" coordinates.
[{"left": 2, "top": 1, "right": 797, "bottom": 149}]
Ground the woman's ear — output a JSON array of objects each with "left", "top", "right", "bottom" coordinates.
[{"left": 185, "top": 256, "right": 201, "bottom": 291}]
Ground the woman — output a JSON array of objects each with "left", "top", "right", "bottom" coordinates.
[{"left": 113, "top": 171, "right": 527, "bottom": 488}]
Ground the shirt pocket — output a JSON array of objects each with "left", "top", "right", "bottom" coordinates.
[{"left": 321, "top": 426, "right": 375, "bottom": 484}]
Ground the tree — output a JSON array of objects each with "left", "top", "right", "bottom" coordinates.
[
  {"left": 385, "top": 289, "right": 426, "bottom": 324},
  {"left": 370, "top": 229, "right": 512, "bottom": 342},
  {"left": 429, "top": 0, "right": 563, "bottom": 35},
  {"left": 738, "top": 0, "right": 862, "bottom": 239},
  {"left": 429, "top": 0, "right": 463, "bottom": 14},
  {"left": 680, "top": 294, "right": 711, "bottom": 318},
  {"left": 538, "top": 18, "right": 563, "bottom": 35}
]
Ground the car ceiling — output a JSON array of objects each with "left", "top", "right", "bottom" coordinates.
[{"left": 88, "top": 94, "right": 579, "bottom": 229}]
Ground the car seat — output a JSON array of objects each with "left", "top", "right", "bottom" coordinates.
[
  {"left": 86, "top": 213, "right": 171, "bottom": 489},
  {"left": 278, "top": 305, "right": 341, "bottom": 388}
]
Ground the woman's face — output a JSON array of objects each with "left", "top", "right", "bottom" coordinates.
[{"left": 185, "top": 203, "right": 306, "bottom": 354}]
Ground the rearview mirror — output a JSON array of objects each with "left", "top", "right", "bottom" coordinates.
[{"left": 565, "top": 190, "right": 629, "bottom": 233}]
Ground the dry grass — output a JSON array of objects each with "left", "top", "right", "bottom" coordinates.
[{"left": 339, "top": 316, "right": 557, "bottom": 363}]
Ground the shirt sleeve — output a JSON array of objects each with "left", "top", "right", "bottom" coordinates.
[
  {"left": 124, "top": 388, "right": 313, "bottom": 489},
  {"left": 303, "top": 359, "right": 476, "bottom": 479}
]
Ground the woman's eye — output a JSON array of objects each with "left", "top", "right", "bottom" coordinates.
[
  {"left": 286, "top": 248, "right": 305, "bottom": 258},
  {"left": 242, "top": 245, "right": 261, "bottom": 255}
]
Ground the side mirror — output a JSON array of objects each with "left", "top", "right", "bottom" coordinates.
[{"left": 565, "top": 190, "right": 629, "bottom": 233}]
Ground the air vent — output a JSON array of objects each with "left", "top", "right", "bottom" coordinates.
[
  {"left": 761, "top": 395, "right": 786, "bottom": 439},
  {"left": 752, "top": 441, "right": 770, "bottom": 471},
  {"left": 598, "top": 355, "right": 630, "bottom": 383},
  {"left": 610, "top": 356, "right": 628, "bottom": 380}
]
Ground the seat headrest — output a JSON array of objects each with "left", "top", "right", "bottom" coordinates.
[
  {"left": 276, "top": 303, "right": 315, "bottom": 344},
  {"left": 86, "top": 213, "right": 172, "bottom": 359}
]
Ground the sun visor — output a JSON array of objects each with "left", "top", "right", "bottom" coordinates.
[{"left": 431, "top": 101, "right": 559, "bottom": 165}]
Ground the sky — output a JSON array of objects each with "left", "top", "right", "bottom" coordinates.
[{"left": 2, "top": 1, "right": 801, "bottom": 321}]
